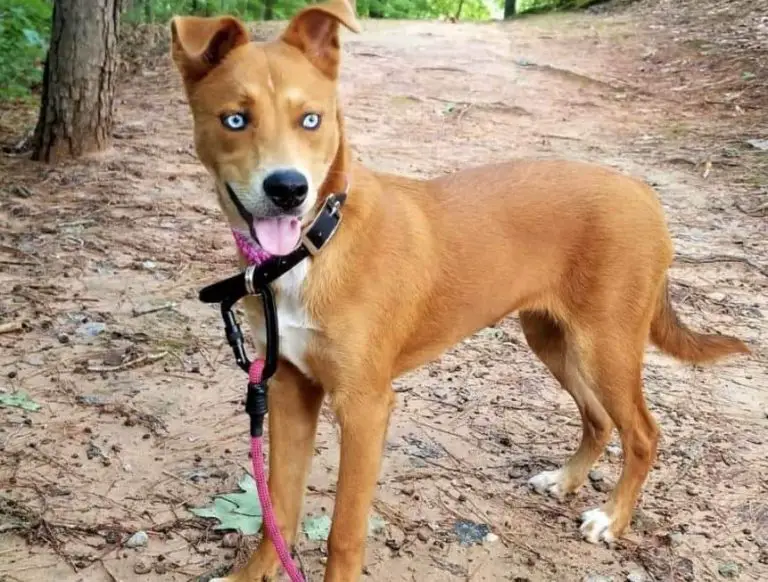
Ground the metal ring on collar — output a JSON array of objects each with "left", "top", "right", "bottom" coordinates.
[{"left": 244, "top": 265, "right": 257, "bottom": 295}]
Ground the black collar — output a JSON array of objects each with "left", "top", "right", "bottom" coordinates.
[{"left": 199, "top": 192, "right": 347, "bottom": 304}]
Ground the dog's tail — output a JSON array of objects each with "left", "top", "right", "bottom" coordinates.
[{"left": 650, "top": 278, "right": 750, "bottom": 364}]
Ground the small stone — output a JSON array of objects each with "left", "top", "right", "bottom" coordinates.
[
  {"left": 7, "top": 370, "right": 17, "bottom": 379},
  {"left": 76, "top": 322, "right": 107, "bottom": 338},
  {"left": 133, "top": 558, "right": 152, "bottom": 575},
  {"left": 385, "top": 527, "right": 406, "bottom": 551},
  {"left": 484, "top": 532, "right": 499, "bottom": 543},
  {"left": 668, "top": 532, "right": 685, "bottom": 547},
  {"left": 499, "top": 436, "right": 512, "bottom": 447},
  {"left": 583, "top": 575, "right": 613, "bottom": 582},
  {"left": 685, "top": 485, "right": 699, "bottom": 496},
  {"left": 57, "top": 333, "right": 70, "bottom": 344},
  {"left": 589, "top": 469, "right": 605, "bottom": 482},
  {"left": 105, "top": 530, "right": 120, "bottom": 544},
  {"left": 416, "top": 528, "right": 431, "bottom": 543},
  {"left": 154, "top": 561, "right": 168, "bottom": 575},
  {"left": 458, "top": 493, "right": 467, "bottom": 502},
  {"left": 718, "top": 562, "right": 740, "bottom": 578},
  {"left": 221, "top": 533, "right": 240, "bottom": 548},
  {"left": 125, "top": 531, "right": 149, "bottom": 548},
  {"left": 400, "top": 484, "right": 415, "bottom": 497},
  {"left": 627, "top": 570, "right": 648, "bottom": 582},
  {"left": 605, "top": 445, "right": 622, "bottom": 458}
]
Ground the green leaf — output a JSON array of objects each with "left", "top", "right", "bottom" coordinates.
[
  {"left": 303, "top": 514, "right": 332, "bottom": 541},
  {"left": 0, "top": 392, "right": 41, "bottom": 412},
  {"left": 189, "top": 474, "right": 262, "bottom": 535}
]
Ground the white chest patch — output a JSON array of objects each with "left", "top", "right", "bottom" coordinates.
[{"left": 250, "top": 259, "right": 316, "bottom": 378}]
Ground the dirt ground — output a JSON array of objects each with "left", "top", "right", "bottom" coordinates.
[{"left": 1, "top": 3, "right": 767, "bottom": 582}]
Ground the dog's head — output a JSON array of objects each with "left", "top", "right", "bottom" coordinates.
[{"left": 171, "top": 1, "right": 359, "bottom": 255}]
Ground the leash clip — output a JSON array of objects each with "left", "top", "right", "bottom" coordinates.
[{"left": 219, "top": 285, "right": 279, "bottom": 380}]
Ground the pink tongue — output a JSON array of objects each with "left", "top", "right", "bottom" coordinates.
[{"left": 253, "top": 217, "right": 302, "bottom": 256}]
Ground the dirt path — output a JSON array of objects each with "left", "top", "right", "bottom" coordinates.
[{"left": 1, "top": 9, "right": 766, "bottom": 582}]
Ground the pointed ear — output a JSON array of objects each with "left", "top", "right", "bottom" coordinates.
[
  {"left": 170, "top": 15, "right": 249, "bottom": 86},
  {"left": 281, "top": 0, "right": 360, "bottom": 79}
]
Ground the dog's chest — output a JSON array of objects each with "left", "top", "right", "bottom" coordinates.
[{"left": 265, "top": 261, "right": 317, "bottom": 377}]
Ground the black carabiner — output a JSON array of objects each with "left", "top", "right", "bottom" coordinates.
[{"left": 218, "top": 283, "right": 279, "bottom": 383}]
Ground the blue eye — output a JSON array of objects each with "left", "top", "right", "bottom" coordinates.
[
  {"left": 221, "top": 112, "right": 248, "bottom": 131},
  {"left": 301, "top": 113, "right": 321, "bottom": 130}
]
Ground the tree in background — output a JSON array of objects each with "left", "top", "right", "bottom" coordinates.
[
  {"left": 504, "top": 0, "right": 516, "bottom": 19},
  {"left": 32, "top": 0, "right": 120, "bottom": 162}
]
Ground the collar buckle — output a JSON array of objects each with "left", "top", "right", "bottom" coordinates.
[{"left": 301, "top": 193, "right": 345, "bottom": 257}]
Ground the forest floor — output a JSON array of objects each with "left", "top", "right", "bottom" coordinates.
[{"left": 1, "top": 1, "right": 767, "bottom": 581}]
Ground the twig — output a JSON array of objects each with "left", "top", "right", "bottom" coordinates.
[
  {"left": 100, "top": 560, "right": 122, "bottom": 582},
  {"left": 735, "top": 201, "right": 768, "bottom": 217},
  {"left": 131, "top": 302, "right": 177, "bottom": 317},
  {"left": 0, "top": 321, "right": 24, "bottom": 335},
  {"left": 675, "top": 254, "right": 768, "bottom": 278},
  {"left": 87, "top": 351, "right": 168, "bottom": 373},
  {"left": 161, "top": 470, "right": 205, "bottom": 492}
]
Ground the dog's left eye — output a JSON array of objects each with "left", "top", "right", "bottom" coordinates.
[
  {"left": 301, "top": 113, "right": 321, "bottom": 131},
  {"left": 221, "top": 113, "right": 248, "bottom": 131}
]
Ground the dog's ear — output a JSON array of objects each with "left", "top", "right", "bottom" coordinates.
[
  {"left": 281, "top": 0, "right": 360, "bottom": 79},
  {"left": 170, "top": 16, "right": 249, "bottom": 86}
]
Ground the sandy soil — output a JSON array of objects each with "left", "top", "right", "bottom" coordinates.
[{"left": 1, "top": 5, "right": 766, "bottom": 582}]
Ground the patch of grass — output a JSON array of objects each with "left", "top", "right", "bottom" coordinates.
[{"left": 0, "top": 0, "right": 51, "bottom": 101}]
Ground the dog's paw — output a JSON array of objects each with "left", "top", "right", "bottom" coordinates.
[
  {"left": 580, "top": 507, "right": 615, "bottom": 544},
  {"left": 527, "top": 468, "right": 567, "bottom": 499}
]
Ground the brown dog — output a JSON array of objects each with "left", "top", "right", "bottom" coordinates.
[{"left": 170, "top": 2, "right": 749, "bottom": 580}]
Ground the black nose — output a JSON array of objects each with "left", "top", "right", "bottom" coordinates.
[{"left": 262, "top": 169, "right": 308, "bottom": 211}]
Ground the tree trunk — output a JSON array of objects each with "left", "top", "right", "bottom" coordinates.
[
  {"left": 504, "top": 0, "right": 516, "bottom": 19},
  {"left": 32, "top": 0, "right": 120, "bottom": 162},
  {"left": 455, "top": 0, "right": 465, "bottom": 20},
  {"left": 264, "top": 0, "right": 275, "bottom": 20}
]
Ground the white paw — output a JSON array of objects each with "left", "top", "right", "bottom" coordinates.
[
  {"left": 580, "top": 507, "right": 615, "bottom": 544},
  {"left": 528, "top": 468, "right": 566, "bottom": 498}
]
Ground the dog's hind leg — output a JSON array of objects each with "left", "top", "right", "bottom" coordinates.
[
  {"left": 220, "top": 363, "right": 324, "bottom": 582},
  {"left": 578, "top": 333, "right": 659, "bottom": 544},
  {"left": 521, "top": 311, "right": 613, "bottom": 498}
]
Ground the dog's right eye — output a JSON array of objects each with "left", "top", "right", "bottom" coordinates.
[{"left": 221, "top": 113, "right": 248, "bottom": 131}]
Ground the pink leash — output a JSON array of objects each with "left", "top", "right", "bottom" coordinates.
[
  {"left": 233, "top": 231, "right": 306, "bottom": 582},
  {"left": 248, "top": 360, "right": 305, "bottom": 582}
]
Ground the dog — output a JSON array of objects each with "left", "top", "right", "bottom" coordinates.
[{"left": 170, "top": 2, "right": 750, "bottom": 580}]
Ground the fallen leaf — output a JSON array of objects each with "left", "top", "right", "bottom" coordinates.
[
  {"left": 0, "top": 392, "right": 41, "bottom": 412},
  {"left": 189, "top": 474, "right": 262, "bottom": 535}
]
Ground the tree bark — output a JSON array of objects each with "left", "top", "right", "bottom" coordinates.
[
  {"left": 32, "top": 0, "right": 120, "bottom": 162},
  {"left": 504, "top": 0, "right": 516, "bottom": 19}
]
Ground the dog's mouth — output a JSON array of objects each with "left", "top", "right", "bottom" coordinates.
[{"left": 225, "top": 183, "right": 302, "bottom": 256}]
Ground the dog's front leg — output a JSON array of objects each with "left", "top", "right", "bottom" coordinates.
[
  {"left": 324, "top": 386, "right": 394, "bottom": 582},
  {"left": 224, "top": 363, "right": 324, "bottom": 582}
]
